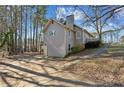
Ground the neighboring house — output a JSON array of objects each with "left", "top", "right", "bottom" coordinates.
[
  {"left": 43, "top": 15, "right": 94, "bottom": 57},
  {"left": 120, "top": 36, "right": 124, "bottom": 44}
]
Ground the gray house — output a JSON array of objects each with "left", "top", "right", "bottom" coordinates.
[{"left": 43, "top": 15, "right": 94, "bottom": 57}]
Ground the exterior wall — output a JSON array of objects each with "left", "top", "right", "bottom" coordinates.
[
  {"left": 85, "top": 33, "right": 93, "bottom": 42},
  {"left": 83, "top": 31, "right": 89, "bottom": 43},
  {"left": 83, "top": 30, "right": 94, "bottom": 43},
  {"left": 44, "top": 22, "right": 66, "bottom": 57},
  {"left": 44, "top": 20, "right": 94, "bottom": 57},
  {"left": 82, "top": 30, "right": 86, "bottom": 44},
  {"left": 74, "top": 26, "right": 85, "bottom": 49},
  {"left": 83, "top": 31, "right": 90, "bottom": 43},
  {"left": 65, "top": 29, "right": 75, "bottom": 54},
  {"left": 74, "top": 27, "right": 83, "bottom": 45}
]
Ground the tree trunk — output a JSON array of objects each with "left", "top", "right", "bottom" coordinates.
[{"left": 24, "top": 6, "right": 27, "bottom": 52}]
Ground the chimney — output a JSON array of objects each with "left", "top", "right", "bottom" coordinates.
[{"left": 66, "top": 15, "right": 74, "bottom": 30}]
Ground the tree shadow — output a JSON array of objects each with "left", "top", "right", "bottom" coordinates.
[
  {"left": 0, "top": 62, "right": 101, "bottom": 87},
  {"left": 8, "top": 57, "right": 60, "bottom": 74},
  {"left": 0, "top": 72, "right": 67, "bottom": 87},
  {"left": 7, "top": 54, "right": 45, "bottom": 61},
  {"left": 1, "top": 75, "right": 13, "bottom": 87}
]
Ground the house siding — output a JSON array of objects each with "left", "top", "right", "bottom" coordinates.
[
  {"left": 74, "top": 26, "right": 85, "bottom": 49},
  {"left": 83, "top": 31, "right": 93, "bottom": 43},
  {"left": 44, "top": 20, "right": 94, "bottom": 58},
  {"left": 44, "top": 22, "right": 66, "bottom": 57},
  {"left": 65, "top": 29, "right": 75, "bottom": 54}
]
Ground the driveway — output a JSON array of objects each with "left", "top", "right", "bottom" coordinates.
[{"left": 69, "top": 44, "right": 109, "bottom": 59}]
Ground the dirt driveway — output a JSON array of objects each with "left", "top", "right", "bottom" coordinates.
[{"left": 0, "top": 44, "right": 122, "bottom": 87}]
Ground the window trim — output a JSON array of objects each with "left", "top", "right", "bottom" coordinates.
[
  {"left": 49, "top": 30, "right": 56, "bottom": 36},
  {"left": 76, "top": 31, "right": 81, "bottom": 39}
]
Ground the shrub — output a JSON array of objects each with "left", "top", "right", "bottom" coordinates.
[
  {"left": 85, "top": 40, "right": 101, "bottom": 48},
  {"left": 71, "top": 45, "right": 83, "bottom": 53}
]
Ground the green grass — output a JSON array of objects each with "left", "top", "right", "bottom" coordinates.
[{"left": 108, "top": 44, "right": 124, "bottom": 52}]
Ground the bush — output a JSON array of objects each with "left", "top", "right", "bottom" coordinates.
[
  {"left": 71, "top": 45, "right": 83, "bottom": 53},
  {"left": 85, "top": 40, "right": 101, "bottom": 48}
]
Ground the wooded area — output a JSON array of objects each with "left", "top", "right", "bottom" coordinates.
[{"left": 0, "top": 6, "right": 47, "bottom": 55}]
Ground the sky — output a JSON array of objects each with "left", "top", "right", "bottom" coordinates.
[
  {"left": 45, "top": 5, "right": 124, "bottom": 39},
  {"left": 46, "top": 5, "right": 88, "bottom": 25}
]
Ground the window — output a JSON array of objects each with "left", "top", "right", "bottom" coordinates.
[
  {"left": 49, "top": 30, "right": 56, "bottom": 36},
  {"left": 76, "top": 31, "right": 81, "bottom": 39}
]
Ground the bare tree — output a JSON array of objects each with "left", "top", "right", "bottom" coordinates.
[{"left": 75, "top": 5, "right": 124, "bottom": 42}]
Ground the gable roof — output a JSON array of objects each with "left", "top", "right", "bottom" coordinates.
[
  {"left": 83, "top": 29, "right": 94, "bottom": 38},
  {"left": 43, "top": 19, "right": 75, "bottom": 33},
  {"left": 73, "top": 24, "right": 94, "bottom": 38},
  {"left": 43, "top": 19, "right": 94, "bottom": 38}
]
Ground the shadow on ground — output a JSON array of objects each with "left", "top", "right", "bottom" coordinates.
[
  {"left": 0, "top": 44, "right": 123, "bottom": 87},
  {"left": 0, "top": 62, "right": 103, "bottom": 87}
]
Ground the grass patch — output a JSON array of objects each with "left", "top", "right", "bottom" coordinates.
[{"left": 108, "top": 44, "right": 124, "bottom": 52}]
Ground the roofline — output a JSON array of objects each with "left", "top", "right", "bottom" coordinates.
[
  {"left": 43, "top": 19, "right": 75, "bottom": 33},
  {"left": 43, "top": 19, "right": 94, "bottom": 38},
  {"left": 74, "top": 24, "right": 94, "bottom": 38},
  {"left": 66, "top": 14, "right": 74, "bottom": 17},
  {"left": 83, "top": 29, "right": 94, "bottom": 38}
]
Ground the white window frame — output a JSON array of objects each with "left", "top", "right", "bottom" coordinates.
[
  {"left": 49, "top": 30, "right": 56, "bottom": 36},
  {"left": 76, "top": 31, "right": 81, "bottom": 39}
]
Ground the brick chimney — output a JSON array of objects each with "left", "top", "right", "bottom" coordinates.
[{"left": 66, "top": 15, "right": 74, "bottom": 30}]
